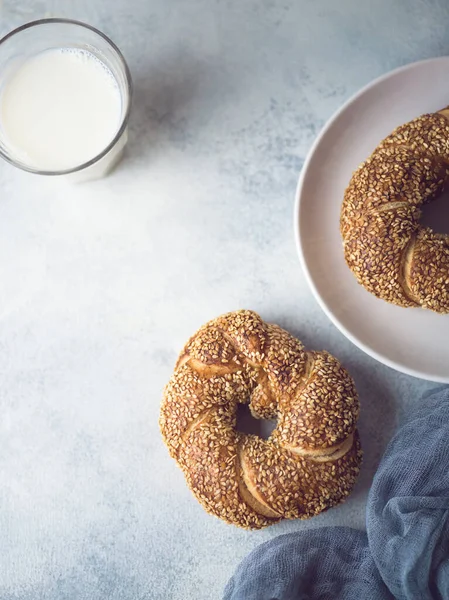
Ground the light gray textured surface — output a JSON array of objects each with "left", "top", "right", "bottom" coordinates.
[{"left": 0, "top": 1, "right": 447, "bottom": 599}]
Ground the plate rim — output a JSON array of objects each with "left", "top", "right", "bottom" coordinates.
[{"left": 293, "top": 56, "right": 449, "bottom": 384}]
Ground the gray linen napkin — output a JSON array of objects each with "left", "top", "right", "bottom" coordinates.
[{"left": 224, "top": 387, "right": 449, "bottom": 600}]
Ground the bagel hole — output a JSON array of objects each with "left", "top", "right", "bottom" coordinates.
[
  {"left": 421, "top": 189, "right": 449, "bottom": 234},
  {"left": 235, "top": 403, "right": 276, "bottom": 440}
]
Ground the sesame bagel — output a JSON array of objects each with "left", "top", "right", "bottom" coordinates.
[
  {"left": 341, "top": 109, "right": 449, "bottom": 313},
  {"left": 160, "top": 310, "right": 362, "bottom": 530}
]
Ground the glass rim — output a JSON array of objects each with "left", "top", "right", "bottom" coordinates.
[{"left": 0, "top": 18, "right": 133, "bottom": 176}]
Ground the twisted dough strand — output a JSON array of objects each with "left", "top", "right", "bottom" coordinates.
[
  {"left": 341, "top": 109, "right": 449, "bottom": 313},
  {"left": 160, "top": 310, "right": 361, "bottom": 529}
]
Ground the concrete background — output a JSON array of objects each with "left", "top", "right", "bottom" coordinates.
[{"left": 1, "top": 1, "right": 448, "bottom": 598}]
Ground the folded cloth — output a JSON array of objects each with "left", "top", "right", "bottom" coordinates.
[{"left": 223, "top": 387, "right": 449, "bottom": 600}]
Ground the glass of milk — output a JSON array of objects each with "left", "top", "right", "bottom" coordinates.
[{"left": 0, "top": 19, "right": 132, "bottom": 182}]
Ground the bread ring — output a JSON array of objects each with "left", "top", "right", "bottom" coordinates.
[
  {"left": 159, "top": 310, "right": 362, "bottom": 530},
  {"left": 341, "top": 110, "right": 449, "bottom": 313}
]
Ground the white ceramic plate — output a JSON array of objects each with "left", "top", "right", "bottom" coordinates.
[{"left": 295, "top": 57, "right": 449, "bottom": 383}]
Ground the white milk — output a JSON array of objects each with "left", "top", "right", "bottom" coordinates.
[{"left": 0, "top": 47, "right": 124, "bottom": 178}]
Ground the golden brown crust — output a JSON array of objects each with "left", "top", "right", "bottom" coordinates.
[
  {"left": 178, "top": 406, "right": 275, "bottom": 529},
  {"left": 341, "top": 109, "right": 449, "bottom": 313},
  {"left": 272, "top": 351, "right": 359, "bottom": 453},
  {"left": 407, "top": 228, "right": 449, "bottom": 313},
  {"left": 160, "top": 363, "right": 251, "bottom": 459},
  {"left": 238, "top": 431, "right": 362, "bottom": 520},
  {"left": 160, "top": 310, "right": 362, "bottom": 529},
  {"left": 379, "top": 113, "right": 449, "bottom": 158},
  {"left": 343, "top": 203, "right": 421, "bottom": 307}
]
